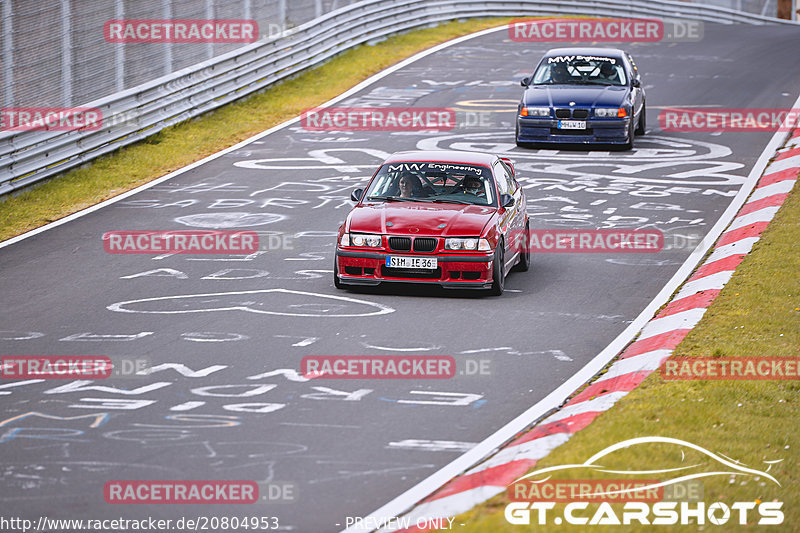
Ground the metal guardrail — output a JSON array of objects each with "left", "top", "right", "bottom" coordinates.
[{"left": 1, "top": 0, "right": 797, "bottom": 196}]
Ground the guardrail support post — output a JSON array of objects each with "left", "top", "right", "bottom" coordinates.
[
  {"left": 61, "top": 0, "right": 72, "bottom": 107},
  {"left": 164, "top": 1, "right": 173, "bottom": 75},
  {"left": 2, "top": 0, "right": 13, "bottom": 108},
  {"left": 279, "top": 0, "right": 287, "bottom": 31},
  {"left": 115, "top": 0, "right": 124, "bottom": 92},
  {"left": 206, "top": 0, "right": 214, "bottom": 60}
]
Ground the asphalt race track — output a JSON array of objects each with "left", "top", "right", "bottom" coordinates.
[{"left": 2, "top": 22, "right": 800, "bottom": 533}]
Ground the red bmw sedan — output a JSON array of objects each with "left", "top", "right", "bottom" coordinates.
[{"left": 334, "top": 150, "right": 529, "bottom": 295}]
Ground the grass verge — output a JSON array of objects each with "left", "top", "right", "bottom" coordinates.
[
  {"left": 0, "top": 17, "right": 514, "bottom": 243},
  {"left": 440, "top": 159, "right": 800, "bottom": 531}
]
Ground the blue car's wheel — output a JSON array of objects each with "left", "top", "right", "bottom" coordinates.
[
  {"left": 635, "top": 102, "right": 646, "bottom": 135},
  {"left": 623, "top": 117, "right": 635, "bottom": 150}
]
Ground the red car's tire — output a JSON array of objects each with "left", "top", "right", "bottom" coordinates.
[
  {"left": 333, "top": 259, "right": 343, "bottom": 289},
  {"left": 489, "top": 242, "right": 505, "bottom": 296},
  {"left": 514, "top": 223, "right": 531, "bottom": 272}
]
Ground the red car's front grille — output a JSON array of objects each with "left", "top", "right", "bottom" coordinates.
[
  {"left": 388, "top": 236, "right": 437, "bottom": 252},
  {"left": 388, "top": 236, "right": 412, "bottom": 251},
  {"left": 412, "top": 237, "right": 437, "bottom": 252}
]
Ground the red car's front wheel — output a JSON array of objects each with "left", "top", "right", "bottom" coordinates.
[{"left": 489, "top": 242, "right": 505, "bottom": 296}]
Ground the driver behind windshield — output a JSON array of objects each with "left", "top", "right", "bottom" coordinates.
[
  {"left": 459, "top": 175, "right": 485, "bottom": 196},
  {"left": 549, "top": 62, "right": 570, "bottom": 84}
]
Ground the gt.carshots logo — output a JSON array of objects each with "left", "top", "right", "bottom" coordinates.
[
  {"left": 300, "top": 107, "right": 456, "bottom": 131},
  {"left": 505, "top": 437, "right": 784, "bottom": 527},
  {"left": 103, "top": 19, "right": 258, "bottom": 43}
]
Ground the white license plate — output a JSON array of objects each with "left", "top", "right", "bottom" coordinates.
[
  {"left": 558, "top": 120, "right": 586, "bottom": 130},
  {"left": 386, "top": 256, "right": 438, "bottom": 269}
]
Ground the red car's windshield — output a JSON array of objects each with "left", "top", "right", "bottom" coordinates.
[{"left": 364, "top": 162, "right": 495, "bottom": 206}]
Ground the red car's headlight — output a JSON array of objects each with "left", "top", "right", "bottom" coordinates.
[
  {"left": 446, "top": 238, "right": 490, "bottom": 251},
  {"left": 342, "top": 233, "right": 381, "bottom": 247}
]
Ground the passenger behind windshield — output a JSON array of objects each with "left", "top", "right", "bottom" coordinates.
[
  {"left": 397, "top": 175, "right": 427, "bottom": 198},
  {"left": 531, "top": 57, "right": 626, "bottom": 86}
]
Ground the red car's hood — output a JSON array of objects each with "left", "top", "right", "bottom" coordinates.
[{"left": 347, "top": 202, "right": 495, "bottom": 237}]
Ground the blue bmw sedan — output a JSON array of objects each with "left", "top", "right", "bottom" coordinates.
[{"left": 516, "top": 47, "right": 646, "bottom": 149}]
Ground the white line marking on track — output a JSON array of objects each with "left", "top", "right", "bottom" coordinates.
[
  {"left": 764, "top": 154, "right": 800, "bottom": 174},
  {"left": 637, "top": 308, "right": 707, "bottom": 340},
  {"left": 594, "top": 349, "right": 672, "bottom": 383},
  {"left": 458, "top": 347, "right": 511, "bottom": 354},
  {"left": 464, "top": 433, "right": 570, "bottom": 475},
  {"left": 388, "top": 440, "right": 477, "bottom": 453},
  {"left": 106, "top": 289, "right": 395, "bottom": 318},
  {"left": 748, "top": 179, "right": 797, "bottom": 202},
  {"left": 374, "top": 486, "right": 505, "bottom": 533},
  {"left": 362, "top": 342, "right": 442, "bottom": 352},
  {"left": 674, "top": 271, "right": 735, "bottom": 300},
  {"left": 704, "top": 237, "right": 759, "bottom": 263},
  {"left": 727, "top": 206, "right": 780, "bottom": 232},
  {"left": 541, "top": 392, "right": 630, "bottom": 425}
]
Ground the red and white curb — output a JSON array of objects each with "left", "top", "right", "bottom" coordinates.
[{"left": 376, "top": 131, "right": 800, "bottom": 532}]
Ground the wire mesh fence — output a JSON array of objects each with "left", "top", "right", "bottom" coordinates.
[{"left": 0, "top": 0, "right": 360, "bottom": 109}]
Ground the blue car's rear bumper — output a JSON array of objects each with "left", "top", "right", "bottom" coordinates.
[{"left": 517, "top": 117, "right": 631, "bottom": 144}]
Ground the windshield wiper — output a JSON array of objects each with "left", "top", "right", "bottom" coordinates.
[
  {"left": 428, "top": 198, "right": 474, "bottom": 205},
  {"left": 366, "top": 195, "right": 417, "bottom": 202}
]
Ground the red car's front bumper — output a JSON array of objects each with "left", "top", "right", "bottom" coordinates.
[{"left": 335, "top": 248, "right": 494, "bottom": 289}]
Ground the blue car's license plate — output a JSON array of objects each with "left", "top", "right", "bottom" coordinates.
[{"left": 558, "top": 120, "right": 587, "bottom": 130}]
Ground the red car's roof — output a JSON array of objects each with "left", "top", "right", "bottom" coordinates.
[{"left": 382, "top": 150, "right": 498, "bottom": 166}]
